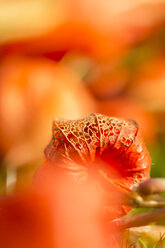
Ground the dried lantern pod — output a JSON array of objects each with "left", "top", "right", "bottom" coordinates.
[{"left": 36, "top": 113, "right": 151, "bottom": 219}]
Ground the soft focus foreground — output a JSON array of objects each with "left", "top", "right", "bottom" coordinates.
[
  {"left": 0, "top": 190, "right": 55, "bottom": 248},
  {"left": 1, "top": 0, "right": 165, "bottom": 247}
]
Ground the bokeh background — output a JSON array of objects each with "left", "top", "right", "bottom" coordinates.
[{"left": 0, "top": 0, "right": 165, "bottom": 192}]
